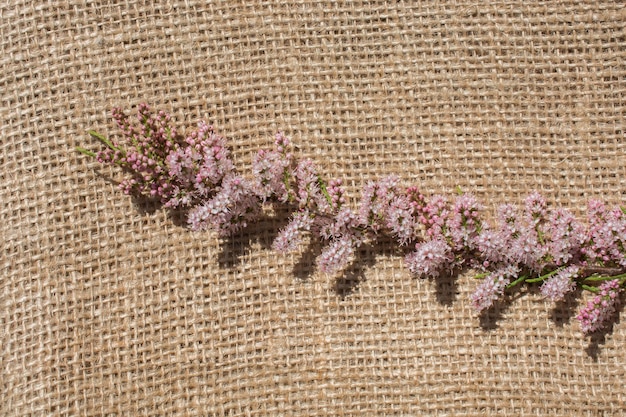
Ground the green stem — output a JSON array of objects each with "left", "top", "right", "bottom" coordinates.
[
  {"left": 473, "top": 272, "right": 489, "bottom": 280},
  {"left": 525, "top": 267, "right": 564, "bottom": 284},
  {"left": 76, "top": 147, "right": 96, "bottom": 157},
  {"left": 318, "top": 176, "right": 333, "bottom": 207},
  {"left": 583, "top": 272, "right": 626, "bottom": 282},
  {"left": 88, "top": 130, "right": 117, "bottom": 150},
  {"left": 506, "top": 275, "right": 528, "bottom": 289},
  {"left": 581, "top": 284, "right": 600, "bottom": 293}
]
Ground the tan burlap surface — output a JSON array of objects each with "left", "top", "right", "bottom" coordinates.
[{"left": 2, "top": 1, "right": 625, "bottom": 415}]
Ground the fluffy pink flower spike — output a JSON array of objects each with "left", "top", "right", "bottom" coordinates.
[{"left": 80, "top": 104, "right": 626, "bottom": 336}]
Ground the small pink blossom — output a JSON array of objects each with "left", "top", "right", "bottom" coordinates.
[
  {"left": 274, "top": 131, "right": 290, "bottom": 152},
  {"left": 318, "top": 207, "right": 359, "bottom": 241},
  {"left": 448, "top": 193, "right": 482, "bottom": 251},
  {"left": 509, "top": 226, "right": 548, "bottom": 273},
  {"left": 582, "top": 200, "right": 612, "bottom": 264},
  {"left": 479, "top": 196, "right": 552, "bottom": 272},
  {"left": 471, "top": 265, "right": 520, "bottom": 312},
  {"left": 547, "top": 208, "right": 585, "bottom": 266},
  {"left": 294, "top": 159, "right": 329, "bottom": 211},
  {"left": 272, "top": 210, "right": 314, "bottom": 252},
  {"left": 252, "top": 147, "right": 292, "bottom": 202},
  {"left": 496, "top": 203, "right": 521, "bottom": 240},
  {"left": 164, "top": 121, "right": 234, "bottom": 207},
  {"left": 576, "top": 279, "right": 622, "bottom": 334},
  {"left": 317, "top": 237, "right": 355, "bottom": 275},
  {"left": 187, "top": 174, "right": 260, "bottom": 236},
  {"left": 385, "top": 194, "right": 418, "bottom": 245},
  {"left": 582, "top": 202, "right": 626, "bottom": 267},
  {"left": 475, "top": 229, "right": 508, "bottom": 266},
  {"left": 405, "top": 238, "right": 453, "bottom": 278},
  {"left": 326, "top": 178, "right": 346, "bottom": 213},
  {"left": 418, "top": 194, "right": 450, "bottom": 239},
  {"left": 524, "top": 191, "right": 547, "bottom": 225},
  {"left": 540, "top": 265, "right": 580, "bottom": 302},
  {"left": 406, "top": 186, "right": 427, "bottom": 213},
  {"left": 102, "top": 105, "right": 181, "bottom": 202},
  {"left": 357, "top": 176, "right": 400, "bottom": 232}
]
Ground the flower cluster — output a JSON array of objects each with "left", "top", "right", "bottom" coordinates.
[
  {"left": 85, "top": 104, "right": 234, "bottom": 209},
  {"left": 540, "top": 265, "right": 580, "bottom": 302},
  {"left": 79, "top": 104, "right": 626, "bottom": 335},
  {"left": 576, "top": 279, "right": 622, "bottom": 334}
]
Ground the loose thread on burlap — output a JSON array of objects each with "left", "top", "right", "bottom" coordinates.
[{"left": 77, "top": 104, "right": 626, "bottom": 336}]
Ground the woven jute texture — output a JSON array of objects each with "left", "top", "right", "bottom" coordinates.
[{"left": 2, "top": 1, "right": 625, "bottom": 415}]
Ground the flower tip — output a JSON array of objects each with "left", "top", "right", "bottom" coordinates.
[{"left": 275, "top": 131, "right": 290, "bottom": 148}]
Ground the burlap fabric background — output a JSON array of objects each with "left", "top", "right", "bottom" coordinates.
[{"left": 2, "top": 1, "right": 625, "bottom": 415}]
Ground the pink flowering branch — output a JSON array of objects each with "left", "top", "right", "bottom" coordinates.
[{"left": 78, "top": 104, "right": 626, "bottom": 336}]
